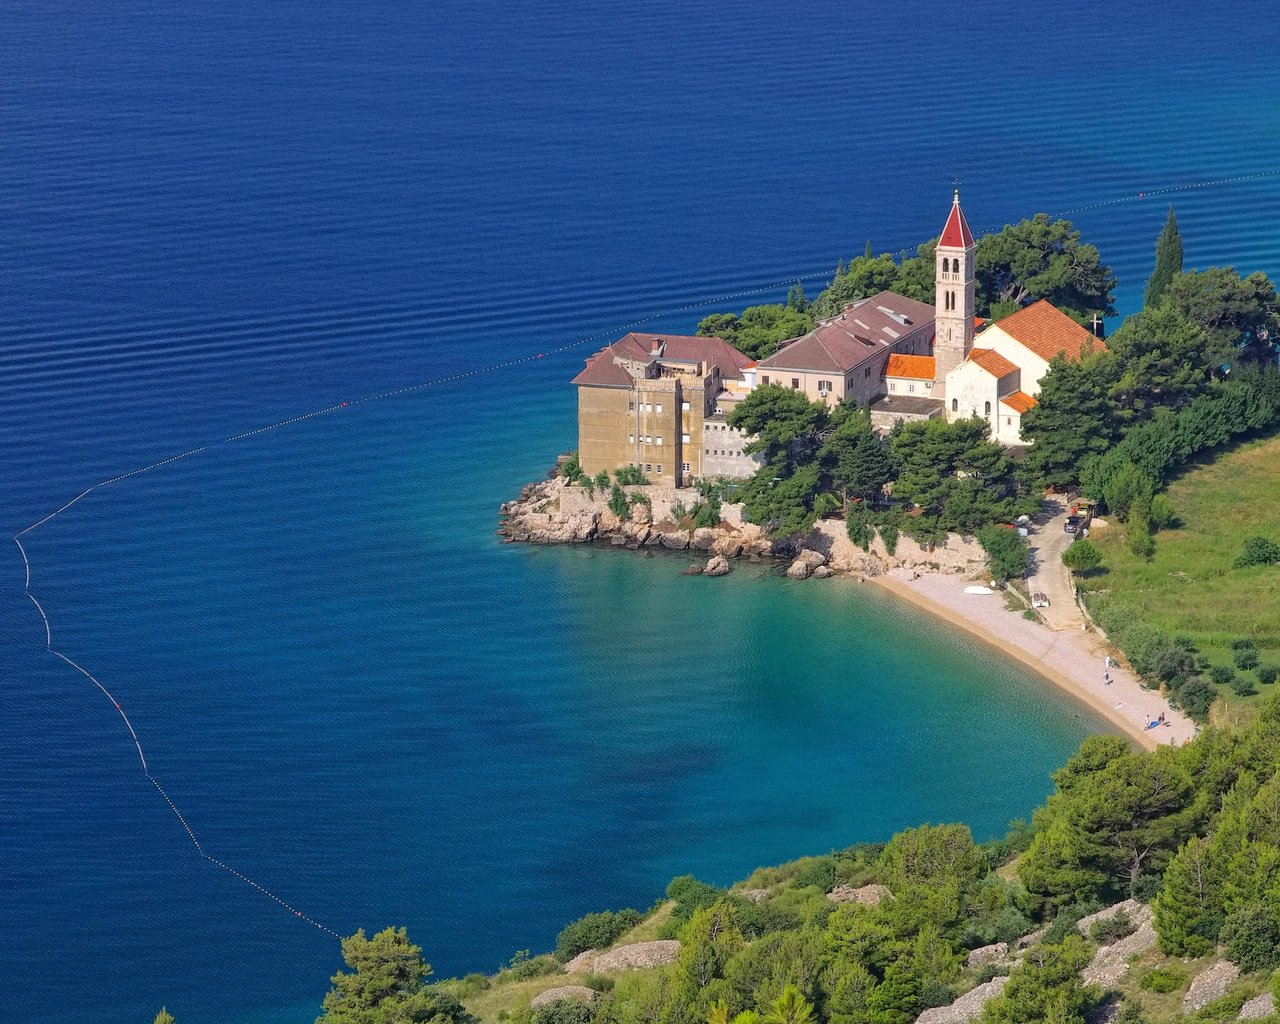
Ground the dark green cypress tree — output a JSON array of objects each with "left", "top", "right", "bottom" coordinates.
[{"left": 1143, "top": 206, "right": 1183, "bottom": 308}]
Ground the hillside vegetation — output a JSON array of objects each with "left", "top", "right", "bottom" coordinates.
[{"left": 1080, "top": 435, "right": 1280, "bottom": 722}]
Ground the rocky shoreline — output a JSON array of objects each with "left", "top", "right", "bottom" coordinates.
[{"left": 498, "top": 476, "right": 988, "bottom": 581}]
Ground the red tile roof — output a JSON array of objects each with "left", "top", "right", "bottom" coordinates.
[
  {"left": 1000, "top": 390, "right": 1037, "bottom": 414},
  {"left": 571, "top": 332, "right": 751, "bottom": 387},
  {"left": 939, "top": 192, "right": 975, "bottom": 249},
  {"left": 758, "top": 291, "right": 935, "bottom": 374},
  {"left": 884, "top": 354, "right": 936, "bottom": 380},
  {"left": 966, "top": 348, "right": 1020, "bottom": 378},
  {"left": 991, "top": 300, "right": 1097, "bottom": 363}
]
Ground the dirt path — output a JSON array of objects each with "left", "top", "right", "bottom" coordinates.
[{"left": 1026, "top": 498, "right": 1085, "bottom": 631}]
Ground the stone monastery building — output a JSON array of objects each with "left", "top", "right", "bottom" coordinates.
[{"left": 572, "top": 192, "right": 1098, "bottom": 487}]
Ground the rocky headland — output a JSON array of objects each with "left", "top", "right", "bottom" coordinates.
[{"left": 498, "top": 476, "right": 987, "bottom": 581}]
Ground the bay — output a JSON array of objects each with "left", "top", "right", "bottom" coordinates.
[{"left": 1, "top": 2, "right": 1278, "bottom": 1023}]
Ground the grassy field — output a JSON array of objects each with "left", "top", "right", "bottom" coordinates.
[{"left": 1080, "top": 434, "right": 1280, "bottom": 721}]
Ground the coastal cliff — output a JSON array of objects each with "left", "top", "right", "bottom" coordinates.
[{"left": 498, "top": 476, "right": 988, "bottom": 579}]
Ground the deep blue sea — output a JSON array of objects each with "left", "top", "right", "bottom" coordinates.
[{"left": 2, "top": 3, "right": 1279, "bottom": 1022}]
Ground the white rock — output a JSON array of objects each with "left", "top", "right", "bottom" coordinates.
[
  {"left": 531, "top": 986, "right": 597, "bottom": 1008},
  {"left": 915, "top": 975, "right": 1009, "bottom": 1024},
  {"left": 1238, "top": 992, "right": 1274, "bottom": 1020},
  {"left": 1183, "top": 961, "right": 1241, "bottom": 1015}
]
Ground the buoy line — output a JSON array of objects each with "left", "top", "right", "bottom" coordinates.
[{"left": 12, "top": 166, "right": 1278, "bottom": 941}]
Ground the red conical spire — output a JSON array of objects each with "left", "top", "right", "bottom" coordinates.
[{"left": 939, "top": 190, "right": 974, "bottom": 249}]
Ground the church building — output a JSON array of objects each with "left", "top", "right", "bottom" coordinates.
[{"left": 570, "top": 192, "right": 1098, "bottom": 485}]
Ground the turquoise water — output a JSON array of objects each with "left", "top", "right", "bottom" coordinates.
[{"left": 2, "top": 2, "right": 1279, "bottom": 1022}]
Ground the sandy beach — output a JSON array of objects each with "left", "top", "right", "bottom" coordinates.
[{"left": 870, "top": 568, "right": 1196, "bottom": 750}]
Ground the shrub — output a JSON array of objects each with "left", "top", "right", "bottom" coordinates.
[
  {"left": 593, "top": 470, "right": 610, "bottom": 490},
  {"left": 1042, "top": 900, "right": 1102, "bottom": 945},
  {"left": 505, "top": 951, "right": 562, "bottom": 981},
  {"left": 1090, "top": 909, "right": 1138, "bottom": 944},
  {"left": 1258, "top": 665, "right": 1279, "bottom": 685},
  {"left": 615, "top": 465, "right": 649, "bottom": 485},
  {"left": 846, "top": 506, "right": 872, "bottom": 550},
  {"left": 879, "top": 522, "right": 899, "bottom": 556},
  {"left": 789, "top": 856, "right": 836, "bottom": 892},
  {"left": 1232, "top": 676, "right": 1258, "bottom": 697},
  {"left": 1235, "top": 536, "right": 1280, "bottom": 569},
  {"left": 1149, "top": 493, "right": 1178, "bottom": 530},
  {"left": 665, "top": 875, "right": 723, "bottom": 925},
  {"left": 1220, "top": 902, "right": 1280, "bottom": 973},
  {"left": 582, "top": 974, "right": 614, "bottom": 993},
  {"left": 1208, "top": 665, "right": 1235, "bottom": 685},
  {"left": 1236, "top": 648, "right": 1261, "bottom": 671},
  {"left": 1062, "top": 539, "right": 1103, "bottom": 573},
  {"left": 560, "top": 453, "right": 583, "bottom": 483},
  {"left": 554, "top": 908, "right": 643, "bottom": 961},
  {"left": 977, "top": 524, "right": 1030, "bottom": 582},
  {"left": 917, "top": 979, "right": 956, "bottom": 1010},
  {"left": 670, "top": 500, "right": 689, "bottom": 523},
  {"left": 1129, "top": 522, "right": 1156, "bottom": 559},
  {"left": 1172, "top": 676, "right": 1218, "bottom": 719},
  {"left": 607, "top": 484, "right": 630, "bottom": 520},
  {"left": 532, "top": 998, "right": 595, "bottom": 1024},
  {"left": 1139, "top": 966, "right": 1186, "bottom": 993}
]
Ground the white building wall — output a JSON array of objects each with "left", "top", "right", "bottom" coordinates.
[{"left": 973, "top": 327, "right": 1052, "bottom": 396}]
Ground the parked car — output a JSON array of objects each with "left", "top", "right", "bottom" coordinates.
[
  {"left": 1032, "top": 592, "right": 1051, "bottom": 608},
  {"left": 1064, "top": 515, "right": 1081, "bottom": 535}
]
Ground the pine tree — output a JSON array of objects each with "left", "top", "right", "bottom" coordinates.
[
  {"left": 1143, "top": 206, "right": 1183, "bottom": 308},
  {"left": 1154, "top": 837, "right": 1221, "bottom": 956}
]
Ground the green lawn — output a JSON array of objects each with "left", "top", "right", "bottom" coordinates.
[{"left": 1080, "top": 434, "right": 1280, "bottom": 723}]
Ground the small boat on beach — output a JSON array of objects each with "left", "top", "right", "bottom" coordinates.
[{"left": 963, "top": 585, "right": 995, "bottom": 595}]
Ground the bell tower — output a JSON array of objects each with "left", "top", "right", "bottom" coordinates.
[{"left": 933, "top": 190, "right": 976, "bottom": 399}]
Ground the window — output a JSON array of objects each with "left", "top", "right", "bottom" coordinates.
[
  {"left": 656, "top": 465, "right": 662, "bottom": 474},
  {"left": 1006, "top": 418, "right": 1012, "bottom": 427},
  {"left": 951, "top": 398, "right": 958, "bottom": 412},
  {"left": 655, "top": 403, "right": 663, "bottom": 413},
  {"left": 628, "top": 401, "right": 635, "bottom": 412},
  {"left": 791, "top": 378, "right": 800, "bottom": 389},
  {"left": 818, "top": 379, "right": 832, "bottom": 395},
  {"left": 645, "top": 464, "right": 652, "bottom": 472},
  {"left": 984, "top": 401, "right": 991, "bottom": 416},
  {"left": 681, "top": 433, "right": 691, "bottom": 443},
  {"left": 908, "top": 383, "right": 916, "bottom": 393},
  {"left": 761, "top": 375, "right": 769, "bottom": 385},
  {"left": 864, "top": 367, "right": 871, "bottom": 379},
  {"left": 681, "top": 401, "right": 690, "bottom": 411},
  {"left": 656, "top": 436, "right": 663, "bottom": 446},
  {"left": 628, "top": 434, "right": 635, "bottom": 444},
  {"left": 644, "top": 403, "right": 652, "bottom": 413},
  {"left": 889, "top": 382, "right": 897, "bottom": 392},
  {"left": 942, "top": 257, "right": 950, "bottom": 273},
  {"left": 681, "top": 462, "right": 690, "bottom": 472},
  {"left": 644, "top": 434, "right": 652, "bottom": 444},
  {"left": 925, "top": 382, "right": 932, "bottom": 389}
]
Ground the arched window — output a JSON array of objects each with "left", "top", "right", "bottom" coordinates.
[
  {"left": 942, "top": 257, "right": 950, "bottom": 273},
  {"left": 951, "top": 398, "right": 958, "bottom": 412},
  {"left": 984, "top": 401, "right": 992, "bottom": 416},
  {"left": 950, "top": 290, "right": 956, "bottom": 309}
]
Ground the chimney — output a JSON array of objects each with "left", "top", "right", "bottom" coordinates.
[{"left": 650, "top": 337, "right": 664, "bottom": 357}]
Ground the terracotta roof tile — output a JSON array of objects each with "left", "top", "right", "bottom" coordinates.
[
  {"left": 967, "top": 348, "right": 1020, "bottom": 378},
  {"left": 991, "top": 300, "right": 1096, "bottom": 363},
  {"left": 884, "top": 354, "right": 936, "bottom": 379},
  {"left": 1000, "top": 390, "right": 1037, "bottom": 414}
]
